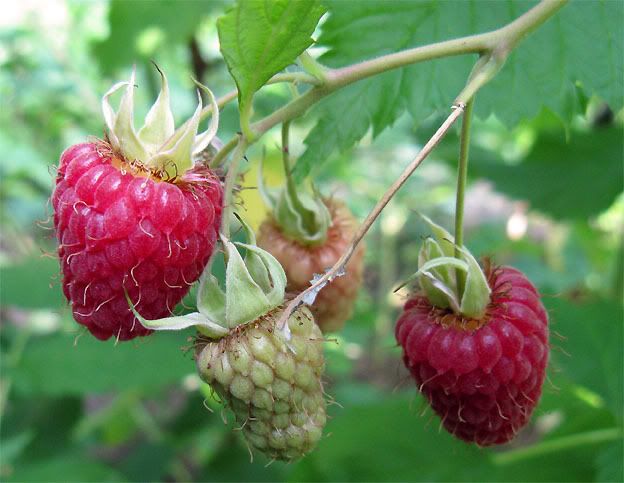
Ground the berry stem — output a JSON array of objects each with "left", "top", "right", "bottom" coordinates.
[
  {"left": 281, "top": 120, "right": 293, "bottom": 179},
  {"left": 198, "top": 72, "right": 320, "bottom": 127},
  {"left": 210, "top": 136, "right": 239, "bottom": 168},
  {"left": 453, "top": 97, "right": 475, "bottom": 296},
  {"left": 281, "top": 120, "right": 318, "bottom": 234},
  {"left": 277, "top": 103, "right": 466, "bottom": 327},
  {"left": 221, "top": 136, "right": 248, "bottom": 239}
]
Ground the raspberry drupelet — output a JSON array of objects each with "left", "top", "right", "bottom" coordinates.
[
  {"left": 52, "top": 68, "right": 223, "bottom": 341},
  {"left": 53, "top": 143, "right": 222, "bottom": 341},
  {"left": 396, "top": 266, "right": 549, "bottom": 446}
]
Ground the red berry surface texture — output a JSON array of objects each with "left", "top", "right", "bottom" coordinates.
[
  {"left": 396, "top": 266, "right": 549, "bottom": 446},
  {"left": 53, "top": 142, "right": 222, "bottom": 341},
  {"left": 257, "top": 199, "right": 365, "bottom": 332}
]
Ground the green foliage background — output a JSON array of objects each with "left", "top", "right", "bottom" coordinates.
[{"left": 1, "top": 1, "right": 622, "bottom": 482}]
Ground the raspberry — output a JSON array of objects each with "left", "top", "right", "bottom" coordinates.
[
  {"left": 196, "top": 306, "right": 326, "bottom": 461},
  {"left": 53, "top": 142, "right": 222, "bottom": 341},
  {"left": 257, "top": 199, "right": 364, "bottom": 332},
  {"left": 396, "top": 266, "right": 549, "bottom": 446}
]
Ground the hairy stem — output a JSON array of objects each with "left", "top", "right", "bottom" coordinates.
[
  {"left": 210, "top": 135, "right": 239, "bottom": 169},
  {"left": 281, "top": 121, "right": 300, "bottom": 204},
  {"left": 281, "top": 120, "right": 317, "bottom": 231},
  {"left": 199, "top": 71, "right": 320, "bottom": 124},
  {"left": 454, "top": 98, "right": 475, "bottom": 295},
  {"left": 281, "top": 120, "right": 292, "bottom": 175},
  {"left": 278, "top": 104, "right": 466, "bottom": 326},
  {"left": 251, "top": 0, "right": 567, "bottom": 137}
]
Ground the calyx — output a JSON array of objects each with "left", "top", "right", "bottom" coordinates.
[
  {"left": 397, "top": 216, "right": 491, "bottom": 319},
  {"left": 258, "top": 158, "right": 331, "bottom": 246},
  {"left": 128, "top": 218, "right": 287, "bottom": 339},
  {"left": 102, "top": 66, "right": 220, "bottom": 179}
]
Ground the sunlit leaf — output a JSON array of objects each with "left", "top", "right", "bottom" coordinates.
[{"left": 217, "top": 0, "right": 325, "bottom": 117}]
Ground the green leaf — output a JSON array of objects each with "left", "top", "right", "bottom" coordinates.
[
  {"left": 469, "top": 127, "right": 624, "bottom": 220},
  {"left": 217, "top": 0, "right": 325, "bottom": 117},
  {"left": 0, "top": 257, "right": 64, "bottom": 309},
  {"left": 0, "top": 432, "right": 34, "bottom": 468},
  {"left": 545, "top": 297, "right": 624, "bottom": 417},
  {"left": 10, "top": 331, "right": 193, "bottom": 396},
  {"left": 8, "top": 451, "right": 124, "bottom": 482},
  {"left": 289, "top": 396, "right": 491, "bottom": 481},
  {"left": 595, "top": 439, "right": 624, "bottom": 482},
  {"left": 295, "top": 0, "right": 623, "bottom": 179}
]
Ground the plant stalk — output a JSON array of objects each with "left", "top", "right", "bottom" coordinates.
[
  {"left": 281, "top": 120, "right": 317, "bottom": 232},
  {"left": 251, "top": 0, "right": 567, "bottom": 138},
  {"left": 220, "top": 136, "right": 248, "bottom": 239},
  {"left": 454, "top": 98, "right": 475, "bottom": 295},
  {"left": 209, "top": 135, "right": 239, "bottom": 168}
]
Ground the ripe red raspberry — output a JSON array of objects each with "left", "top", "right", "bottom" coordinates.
[
  {"left": 52, "top": 142, "right": 222, "bottom": 341},
  {"left": 257, "top": 199, "right": 365, "bottom": 332},
  {"left": 396, "top": 266, "right": 549, "bottom": 446}
]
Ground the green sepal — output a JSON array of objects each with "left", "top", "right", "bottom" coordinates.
[
  {"left": 258, "top": 157, "right": 331, "bottom": 246},
  {"left": 102, "top": 68, "right": 148, "bottom": 164},
  {"left": 397, "top": 216, "right": 491, "bottom": 319},
  {"left": 195, "top": 272, "right": 226, "bottom": 330},
  {"left": 124, "top": 290, "right": 228, "bottom": 338},
  {"left": 274, "top": 185, "right": 331, "bottom": 246},
  {"left": 127, "top": 217, "right": 287, "bottom": 339},
  {"left": 417, "top": 238, "right": 454, "bottom": 308},
  {"left": 456, "top": 245, "right": 491, "bottom": 318},
  {"left": 137, "top": 65, "right": 175, "bottom": 152},
  {"left": 102, "top": 66, "right": 219, "bottom": 178},
  {"left": 195, "top": 218, "right": 287, "bottom": 335}
]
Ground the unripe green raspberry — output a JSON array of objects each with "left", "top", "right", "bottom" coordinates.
[{"left": 195, "top": 305, "right": 326, "bottom": 461}]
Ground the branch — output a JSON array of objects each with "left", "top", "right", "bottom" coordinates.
[
  {"left": 277, "top": 103, "right": 466, "bottom": 327},
  {"left": 251, "top": 0, "right": 568, "bottom": 137},
  {"left": 199, "top": 72, "right": 321, "bottom": 124}
]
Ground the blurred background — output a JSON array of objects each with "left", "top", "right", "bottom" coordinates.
[{"left": 1, "top": 1, "right": 622, "bottom": 481}]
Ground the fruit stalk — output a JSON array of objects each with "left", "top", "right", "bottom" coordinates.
[
  {"left": 453, "top": 98, "right": 475, "bottom": 295},
  {"left": 280, "top": 120, "right": 317, "bottom": 234},
  {"left": 220, "top": 137, "right": 248, "bottom": 239}
]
